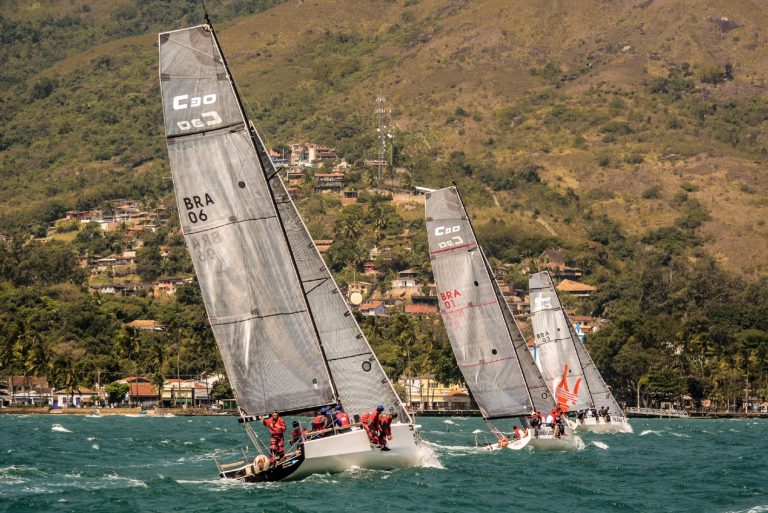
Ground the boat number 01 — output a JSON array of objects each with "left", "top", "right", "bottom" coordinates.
[
  {"left": 172, "top": 93, "right": 223, "bottom": 131},
  {"left": 434, "top": 225, "right": 463, "bottom": 249}
]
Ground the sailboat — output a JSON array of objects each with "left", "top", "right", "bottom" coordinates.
[
  {"left": 425, "top": 187, "right": 583, "bottom": 451},
  {"left": 158, "top": 20, "right": 430, "bottom": 482},
  {"left": 528, "top": 271, "right": 632, "bottom": 433}
]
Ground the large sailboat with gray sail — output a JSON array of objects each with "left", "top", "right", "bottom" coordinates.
[
  {"left": 158, "top": 19, "right": 430, "bottom": 482},
  {"left": 529, "top": 271, "right": 632, "bottom": 433},
  {"left": 425, "top": 187, "right": 583, "bottom": 451}
]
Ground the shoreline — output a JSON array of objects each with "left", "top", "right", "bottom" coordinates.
[{"left": 2, "top": 407, "right": 767, "bottom": 419}]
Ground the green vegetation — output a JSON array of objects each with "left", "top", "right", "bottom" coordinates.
[{"left": 1, "top": 1, "right": 767, "bottom": 410}]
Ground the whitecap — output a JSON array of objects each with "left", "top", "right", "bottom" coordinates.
[
  {"left": 92, "top": 444, "right": 100, "bottom": 450},
  {"left": 670, "top": 432, "right": 690, "bottom": 438},
  {"left": 639, "top": 429, "right": 662, "bottom": 436},
  {"left": 590, "top": 441, "right": 609, "bottom": 450},
  {"left": 472, "top": 429, "right": 484, "bottom": 434},
  {"left": 725, "top": 505, "right": 768, "bottom": 513},
  {"left": 86, "top": 437, "right": 95, "bottom": 441},
  {"left": 51, "top": 424, "right": 72, "bottom": 433},
  {"left": 442, "top": 419, "right": 456, "bottom": 425}
]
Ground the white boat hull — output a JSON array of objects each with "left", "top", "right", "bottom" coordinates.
[
  {"left": 574, "top": 415, "right": 633, "bottom": 434},
  {"left": 484, "top": 428, "right": 584, "bottom": 451},
  {"left": 288, "top": 423, "right": 425, "bottom": 480}
]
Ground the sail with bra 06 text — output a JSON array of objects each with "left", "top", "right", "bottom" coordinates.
[{"left": 158, "top": 25, "right": 336, "bottom": 417}]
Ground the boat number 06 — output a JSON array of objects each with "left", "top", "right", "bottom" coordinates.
[
  {"left": 434, "top": 225, "right": 464, "bottom": 249},
  {"left": 172, "top": 93, "right": 223, "bottom": 131}
]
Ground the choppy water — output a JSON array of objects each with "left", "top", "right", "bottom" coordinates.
[{"left": 1, "top": 415, "right": 766, "bottom": 513}]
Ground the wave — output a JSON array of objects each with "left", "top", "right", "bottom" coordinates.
[
  {"left": 51, "top": 424, "right": 72, "bottom": 433},
  {"left": 588, "top": 441, "right": 609, "bottom": 450},
  {"left": 725, "top": 505, "right": 768, "bottom": 513},
  {"left": 640, "top": 429, "right": 663, "bottom": 436},
  {"left": 442, "top": 419, "right": 456, "bottom": 425},
  {"left": 472, "top": 429, "right": 484, "bottom": 434},
  {"left": 422, "top": 440, "right": 484, "bottom": 455}
]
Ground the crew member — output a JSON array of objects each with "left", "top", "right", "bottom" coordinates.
[
  {"left": 289, "top": 420, "right": 306, "bottom": 446},
  {"left": 334, "top": 404, "right": 350, "bottom": 427},
  {"left": 260, "top": 410, "right": 286, "bottom": 461},
  {"left": 311, "top": 408, "right": 328, "bottom": 434}
]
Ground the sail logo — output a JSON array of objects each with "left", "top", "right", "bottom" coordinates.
[
  {"left": 434, "top": 225, "right": 460, "bottom": 236},
  {"left": 534, "top": 295, "right": 552, "bottom": 311},
  {"left": 173, "top": 93, "right": 217, "bottom": 110},
  {"left": 555, "top": 364, "right": 582, "bottom": 411},
  {"left": 434, "top": 225, "right": 464, "bottom": 249},
  {"left": 172, "top": 93, "right": 222, "bottom": 131}
]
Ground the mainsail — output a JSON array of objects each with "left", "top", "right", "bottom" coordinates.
[
  {"left": 159, "top": 24, "right": 407, "bottom": 421},
  {"left": 529, "top": 271, "right": 622, "bottom": 414},
  {"left": 426, "top": 187, "right": 553, "bottom": 419}
]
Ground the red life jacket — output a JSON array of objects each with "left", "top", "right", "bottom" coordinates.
[
  {"left": 368, "top": 411, "right": 382, "bottom": 430},
  {"left": 336, "top": 411, "right": 350, "bottom": 426},
  {"left": 311, "top": 415, "right": 327, "bottom": 431},
  {"left": 264, "top": 416, "right": 286, "bottom": 436}
]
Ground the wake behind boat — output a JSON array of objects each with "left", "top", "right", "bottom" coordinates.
[
  {"left": 529, "top": 271, "right": 632, "bottom": 434},
  {"left": 425, "top": 187, "right": 583, "bottom": 451},
  {"left": 158, "top": 20, "right": 431, "bottom": 482}
]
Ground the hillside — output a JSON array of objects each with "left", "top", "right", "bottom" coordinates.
[
  {"left": 1, "top": 0, "right": 767, "bottom": 274},
  {"left": 1, "top": 0, "right": 767, "bottom": 408}
]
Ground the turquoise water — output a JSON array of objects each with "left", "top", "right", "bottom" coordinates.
[{"left": 0, "top": 415, "right": 766, "bottom": 513}]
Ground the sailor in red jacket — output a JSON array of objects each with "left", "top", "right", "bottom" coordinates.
[
  {"left": 289, "top": 420, "right": 307, "bottom": 446},
  {"left": 334, "top": 404, "right": 350, "bottom": 428},
  {"left": 368, "top": 405, "right": 391, "bottom": 451},
  {"left": 260, "top": 410, "right": 286, "bottom": 461}
]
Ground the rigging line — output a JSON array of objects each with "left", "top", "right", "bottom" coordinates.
[
  {"left": 185, "top": 214, "right": 278, "bottom": 235},
  {"left": 210, "top": 308, "right": 310, "bottom": 327},
  {"left": 304, "top": 277, "right": 329, "bottom": 296},
  {"left": 326, "top": 351, "right": 374, "bottom": 363}
]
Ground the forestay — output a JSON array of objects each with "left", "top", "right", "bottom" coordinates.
[
  {"left": 158, "top": 25, "right": 335, "bottom": 417},
  {"left": 426, "top": 187, "right": 535, "bottom": 419},
  {"left": 529, "top": 272, "right": 592, "bottom": 411},
  {"left": 252, "top": 130, "right": 410, "bottom": 421}
]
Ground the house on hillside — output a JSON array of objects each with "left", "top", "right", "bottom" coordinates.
[
  {"left": 347, "top": 281, "right": 372, "bottom": 298},
  {"left": 153, "top": 277, "right": 189, "bottom": 297},
  {"left": 399, "top": 376, "right": 477, "bottom": 411},
  {"left": 405, "top": 295, "right": 439, "bottom": 315},
  {"left": 125, "top": 319, "right": 166, "bottom": 331},
  {"left": 360, "top": 301, "right": 388, "bottom": 317},
  {"left": 314, "top": 172, "right": 346, "bottom": 192},
  {"left": 538, "top": 247, "right": 566, "bottom": 266},
  {"left": 556, "top": 279, "right": 596, "bottom": 298},
  {"left": 314, "top": 240, "right": 333, "bottom": 254}
]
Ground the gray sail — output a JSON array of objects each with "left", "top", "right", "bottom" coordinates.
[
  {"left": 529, "top": 271, "right": 592, "bottom": 411},
  {"left": 159, "top": 25, "right": 335, "bottom": 417},
  {"left": 529, "top": 271, "right": 623, "bottom": 414},
  {"left": 426, "top": 187, "right": 536, "bottom": 419},
  {"left": 568, "top": 314, "right": 624, "bottom": 414},
  {"left": 486, "top": 260, "right": 553, "bottom": 414},
  {"left": 252, "top": 130, "right": 410, "bottom": 421}
]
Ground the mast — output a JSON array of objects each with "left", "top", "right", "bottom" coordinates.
[{"left": 204, "top": 20, "right": 340, "bottom": 405}]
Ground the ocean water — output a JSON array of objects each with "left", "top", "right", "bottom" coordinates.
[{"left": 0, "top": 415, "right": 766, "bottom": 513}]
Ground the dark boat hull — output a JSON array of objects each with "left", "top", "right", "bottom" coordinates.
[{"left": 219, "top": 449, "right": 305, "bottom": 483}]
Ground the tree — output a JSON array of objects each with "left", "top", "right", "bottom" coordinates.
[
  {"left": 105, "top": 382, "right": 130, "bottom": 405},
  {"left": 210, "top": 378, "right": 233, "bottom": 401}
]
